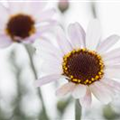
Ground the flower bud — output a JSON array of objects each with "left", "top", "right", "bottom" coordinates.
[{"left": 58, "top": 0, "right": 69, "bottom": 13}]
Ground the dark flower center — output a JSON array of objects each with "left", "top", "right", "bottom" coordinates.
[
  {"left": 6, "top": 14, "right": 35, "bottom": 41},
  {"left": 62, "top": 49, "right": 104, "bottom": 85}
]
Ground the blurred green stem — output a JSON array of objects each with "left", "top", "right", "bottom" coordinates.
[
  {"left": 91, "top": 2, "right": 97, "bottom": 18},
  {"left": 24, "top": 44, "right": 49, "bottom": 120},
  {"left": 75, "top": 99, "right": 82, "bottom": 120}
]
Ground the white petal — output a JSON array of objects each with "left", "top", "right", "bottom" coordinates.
[
  {"left": 35, "top": 9, "right": 56, "bottom": 23},
  {"left": 90, "top": 81, "right": 113, "bottom": 104},
  {"left": 37, "top": 50, "right": 62, "bottom": 66},
  {"left": 0, "top": 34, "right": 12, "bottom": 48},
  {"left": 23, "top": 22, "right": 58, "bottom": 44},
  {"left": 22, "top": 31, "right": 40, "bottom": 44},
  {"left": 35, "top": 20, "right": 58, "bottom": 35},
  {"left": 55, "top": 26, "right": 72, "bottom": 55},
  {"left": 22, "top": 2, "right": 47, "bottom": 16},
  {"left": 34, "top": 74, "right": 61, "bottom": 87},
  {"left": 39, "top": 53, "right": 62, "bottom": 75},
  {"left": 68, "top": 22, "right": 85, "bottom": 49},
  {"left": 102, "top": 78, "right": 120, "bottom": 92},
  {"left": 41, "top": 61, "right": 63, "bottom": 75},
  {"left": 9, "top": 1, "right": 46, "bottom": 15},
  {"left": 36, "top": 39, "right": 63, "bottom": 60},
  {"left": 104, "top": 66, "right": 120, "bottom": 79},
  {"left": 104, "top": 57, "right": 120, "bottom": 66},
  {"left": 86, "top": 19, "right": 101, "bottom": 50},
  {"left": 71, "top": 84, "right": 86, "bottom": 98},
  {"left": 0, "top": 4, "right": 9, "bottom": 29},
  {"left": 97, "top": 35, "right": 120, "bottom": 54},
  {"left": 56, "top": 82, "right": 75, "bottom": 96},
  {"left": 9, "top": 2, "right": 24, "bottom": 14},
  {"left": 105, "top": 69, "right": 120, "bottom": 79},
  {"left": 106, "top": 64, "right": 120, "bottom": 69},
  {"left": 102, "top": 48, "right": 120, "bottom": 61},
  {"left": 35, "top": 37, "right": 63, "bottom": 63},
  {"left": 79, "top": 87, "right": 92, "bottom": 108}
]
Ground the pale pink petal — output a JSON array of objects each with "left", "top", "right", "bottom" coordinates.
[
  {"left": 21, "top": 30, "right": 41, "bottom": 44},
  {"left": 68, "top": 22, "right": 85, "bottom": 49},
  {"left": 104, "top": 67, "right": 120, "bottom": 79},
  {"left": 99, "top": 80, "right": 115, "bottom": 97},
  {"left": 0, "top": 34, "right": 12, "bottom": 48},
  {"left": 8, "top": 2, "right": 24, "bottom": 14},
  {"left": 18, "top": 22, "right": 58, "bottom": 43},
  {"left": 37, "top": 49, "right": 62, "bottom": 66},
  {"left": 102, "top": 78, "right": 120, "bottom": 92},
  {"left": 8, "top": 1, "right": 47, "bottom": 15},
  {"left": 35, "top": 20, "right": 58, "bottom": 35},
  {"left": 38, "top": 49, "right": 63, "bottom": 75},
  {"left": 90, "top": 81, "right": 113, "bottom": 104},
  {"left": 86, "top": 19, "right": 101, "bottom": 50},
  {"left": 0, "top": 4, "right": 9, "bottom": 29},
  {"left": 22, "top": 22, "right": 58, "bottom": 44},
  {"left": 104, "top": 57, "right": 120, "bottom": 66},
  {"left": 56, "top": 82, "right": 76, "bottom": 96},
  {"left": 36, "top": 50, "right": 62, "bottom": 75},
  {"left": 55, "top": 26, "right": 72, "bottom": 55},
  {"left": 79, "top": 87, "right": 92, "bottom": 108},
  {"left": 102, "top": 48, "right": 120, "bottom": 61},
  {"left": 35, "top": 9, "right": 56, "bottom": 23},
  {"left": 35, "top": 37, "right": 63, "bottom": 63},
  {"left": 106, "top": 64, "right": 120, "bottom": 69},
  {"left": 71, "top": 84, "right": 86, "bottom": 98},
  {"left": 41, "top": 61, "right": 63, "bottom": 75},
  {"left": 22, "top": 2, "right": 47, "bottom": 16},
  {"left": 97, "top": 35, "right": 120, "bottom": 54},
  {"left": 36, "top": 39, "right": 63, "bottom": 60},
  {"left": 34, "top": 74, "right": 61, "bottom": 87}
]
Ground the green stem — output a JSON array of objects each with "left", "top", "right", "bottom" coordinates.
[
  {"left": 91, "top": 0, "right": 97, "bottom": 18},
  {"left": 75, "top": 99, "right": 82, "bottom": 120},
  {"left": 24, "top": 44, "right": 49, "bottom": 120}
]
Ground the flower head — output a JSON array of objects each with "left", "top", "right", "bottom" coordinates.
[
  {"left": 0, "top": 0, "right": 56, "bottom": 48},
  {"left": 35, "top": 19, "right": 120, "bottom": 107}
]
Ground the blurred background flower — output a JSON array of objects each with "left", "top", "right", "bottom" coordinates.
[
  {"left": 58, "top": 0, "right": 69, "bottom": 13},
  {"left": 0, "top": 1, "right": 56, "bottom": 48}
]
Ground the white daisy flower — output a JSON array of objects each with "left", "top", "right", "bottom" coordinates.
[
  {"left": 0, "top": 0, "right": 56, "bottom": 48},
  {"left": 35, "top": 19, "right": 120, "bottom": 107}
]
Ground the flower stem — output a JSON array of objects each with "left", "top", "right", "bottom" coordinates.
[
  {"left": 90, "top": 1, "right": 97, "bottom": 18},
  {"left": 24, "top": 44, "right": 49, "bottom": 120},
  {"left": 75, "top": 99, "right": 82, "bottom": 120}
]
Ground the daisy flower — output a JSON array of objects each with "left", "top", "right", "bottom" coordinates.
[
  {"left": 0, "top": 0, "right": 56, "bottom": 48},
  {"left": 35, "top": 19, "right": 120, "bottom": 107}
]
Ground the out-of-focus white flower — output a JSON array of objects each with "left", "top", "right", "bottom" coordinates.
[
  {"left": 35, "top": 19, "right": 120, "bottom": 107},
  {"left": 0, "top": 0, "right": 56, "bottom": 48}
]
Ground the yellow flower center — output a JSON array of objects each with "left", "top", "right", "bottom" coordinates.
[
  {"left": 6, "top": 14, "right": 35, "bottom": 41},
  {"left": 62, "top": 48, "right": 104, "bottom": 85}
]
